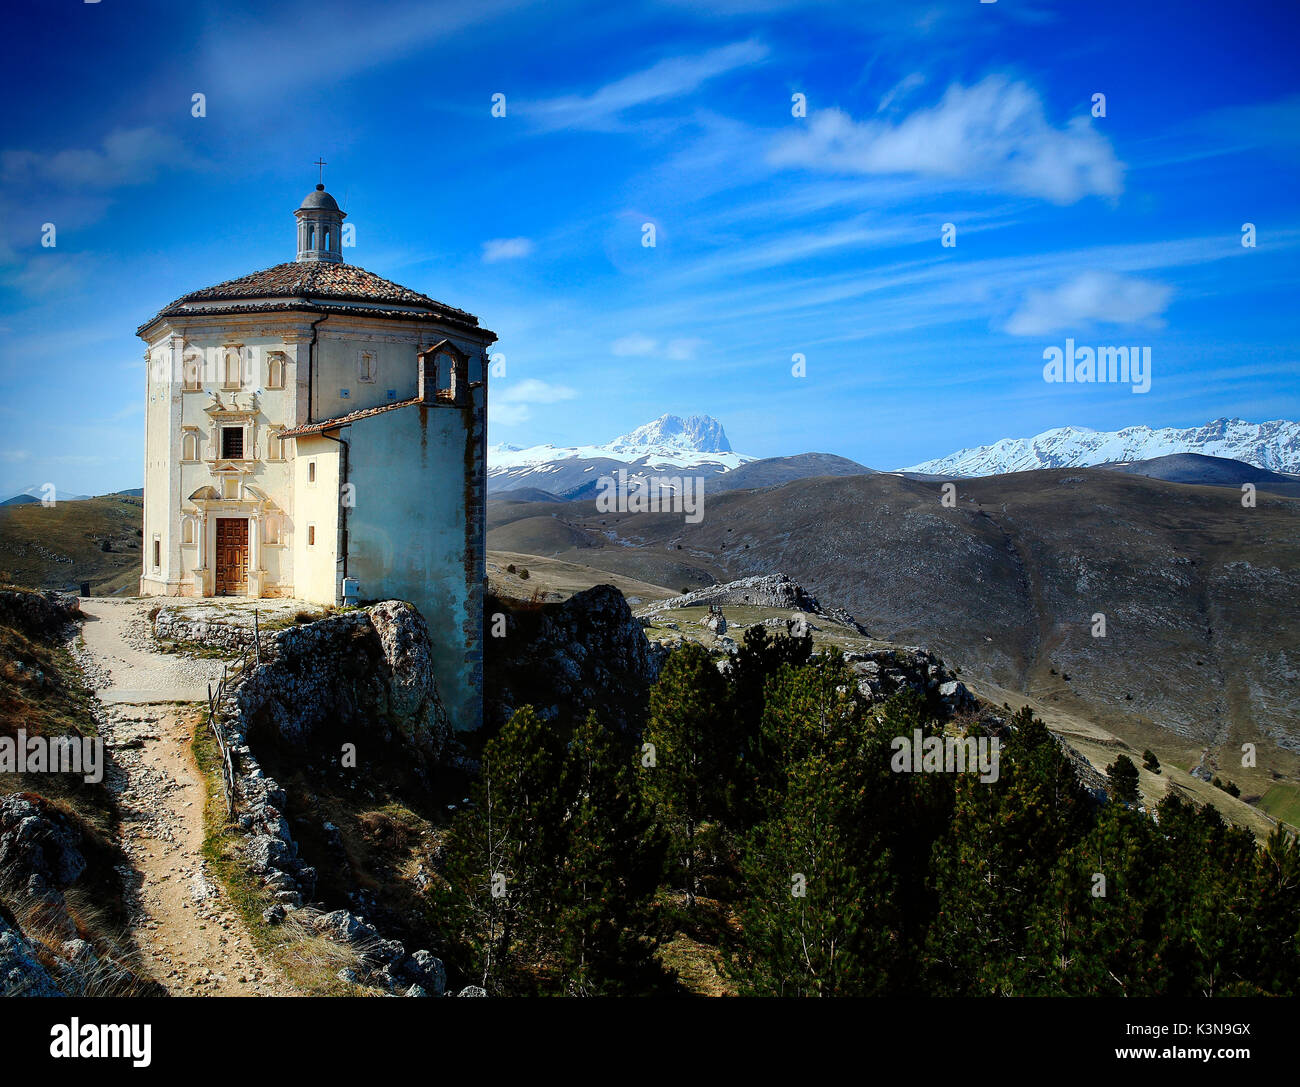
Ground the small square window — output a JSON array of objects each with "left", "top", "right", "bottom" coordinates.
[
  {"left": 340, "top": 388, "right": 350, "bottom": 399},
  {"left": 386, "top": 389, "right": 397, "bottom": 401}
]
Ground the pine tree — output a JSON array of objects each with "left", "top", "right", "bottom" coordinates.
[
  {"left": 1106, "top": 754, "right": 1141, "bottom": 804},
  {"left": 728, "top": 625, "right": 812, "bottom": 825},
  {"left": 1027, "top": 801, "right": 1170, "bottom": 995},
  {"left": 732, "top": 651, "right": 901, "bottom": 995},
  {"left": 441, "top": 705, "right": 566, "bottom": 994},
  {"left": 553, "top": 711, "right": 669, "bottom": 995},
  {"left": 643, "top": 641, "right": 732, "bottom": 907},
  {"left": 925, "top": 707, "right": 1091, "bottom": 994},
  {"left": 1237, "top": 826, "right": 1300, "bottom": 995}
]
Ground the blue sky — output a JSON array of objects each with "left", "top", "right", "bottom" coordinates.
[{"left": 2, "top": 0, "right": 1298, "bottom": 495}]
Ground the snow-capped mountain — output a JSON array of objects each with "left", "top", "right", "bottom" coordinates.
[
  {"left": 608, "top": 414, "right": 733, "bottom": 456},
  {"left": 899, "top": 418, "right": 1300, "bottom": 477},
  {"left": 488, "top": 414, "right": 754, "bottom": 495}
]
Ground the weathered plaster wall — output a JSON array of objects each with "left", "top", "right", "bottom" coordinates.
[{"left": 343, "top": 397, "right": 482, "bottom": 731}]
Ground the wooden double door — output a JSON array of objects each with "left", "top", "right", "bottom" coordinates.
[{"left": 214, "top": 517, "right": 249, "bottom": 596}]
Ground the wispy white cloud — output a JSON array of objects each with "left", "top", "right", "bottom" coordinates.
[
  {"left": 769, "top": 76, "right": 1123, "bottom": 204},
  {"left": 0, "top": 252, "right": 97, "bottom": 299},
  {"left": 201, "top": 0, "right": 529, "bottom": 100},
  {"left": 612, "top": 334, "right": 657, "bottom": 356},
  {"left": 2, "top": 127, "right": 190, "bottom": 189},
  {"left": 666, "top": 338, "right": 703, "bottom": 360},
  {"left": 610, "top": 334, "right": 704, "bottom": 360},
  {"left": 527, "top": 39, "right": 769, "bottom": 131},
  {"left": 877, "top": 72, "right": 926, "bottom": 113},
  {"left": 490, "top": 377, "right": 577, "bottom": 425},
  {"left": 1005, "top": 271, "right": 1174, "bottom": 336},
  {"left": 482, "top": 237, "right": 535, "bottom": 263}
]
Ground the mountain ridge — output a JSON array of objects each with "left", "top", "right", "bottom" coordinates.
[
  {"left": 488, "top": 413, "right": 754, "bottom": 494},
  {"left": 900, "top": 417, "right": 1300, "bottom": 477}
]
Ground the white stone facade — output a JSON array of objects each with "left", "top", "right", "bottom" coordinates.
[{"left": 137, "top": 185, "right": 495, "bottom": 728}]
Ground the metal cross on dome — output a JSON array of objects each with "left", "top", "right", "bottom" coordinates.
[{"left": 314, "top": 158, "right": 327, "bottom": 185}]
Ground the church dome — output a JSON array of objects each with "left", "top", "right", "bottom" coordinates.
[
  {"left": 298, "top": 184, "right": 340, "bottom": 212},
  {"left": 135, "top": 179, "right": 495, "bottom": 341}
]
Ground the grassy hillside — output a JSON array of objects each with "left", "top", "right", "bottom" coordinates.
[
  {"left": 486, "top": 467, "right": 1300, "bottom": 795},
  {"left": 0, "top": 494, "right": 143, "bottom": 595}
]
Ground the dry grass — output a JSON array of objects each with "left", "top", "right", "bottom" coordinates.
[
  {"left": 0, "top": 494, "right": 143, "bottom": 594},
  {"left": 487, "top": 549, "right": 678, "bottom": 604},
  {"left": 2, "top": 872, "right": 157, "bottom": 997},
  {"left": 191, "top": 713, "right": 370, "bottom": 996}
]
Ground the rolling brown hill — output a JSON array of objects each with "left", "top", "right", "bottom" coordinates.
[
  {"left": 486, "top": 468, "right": 1300, "bottom": 784},
  {"left": 0, "top": 495, "right": 143, "bottom": 595}
]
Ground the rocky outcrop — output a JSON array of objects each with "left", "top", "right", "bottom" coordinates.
[
  {"left": 0, "top": 795, "right": 87, "bottom": 899},
  {"left": 231, "top": 602, "right": 450, "bottom": 767},
  {"left": 0, "top": 589, "right": 79, "bottom": 638},
  {"left": 0, "top": 907, "right": 63, "bottom": 997},
  {"left": 845, "top": 648, "right": 976, "bottom": 716},
  {"left": 293, "top": 908, "right": 447, "bottom": 996},
  {"left": 484, "top": 584, "right": 665, "bottom": 733},
  {"left": 0, "top": 795, "right": 155, "bottom": 997},
  {"left": 641, "top": 574, "right": 869, "bottom": 635},
  {"left": 213, "top": 602, "right": 451, "bottom": 996},
  {"left": 645, "top": 573, "right": 820, "bottom": 614}
]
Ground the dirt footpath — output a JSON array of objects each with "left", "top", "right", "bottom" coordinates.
[{"left": 73, "top": 599, "right": 293, "bottom": 996}]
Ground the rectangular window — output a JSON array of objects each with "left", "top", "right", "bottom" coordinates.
[
  {"left": 308, "top": 461, "right": 316, "bottom": 484},
  {"left": 221, "top": 426, "right": 244, "bottom": 459},
  {"left": 152, "top": 538, "right": 160, "bottom": 569},
  {"left": 307, "top": 524, "right": 316, "bottom": 547}
]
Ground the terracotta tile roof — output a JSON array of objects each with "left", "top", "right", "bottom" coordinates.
[
  {"left": 137, "top": 262, "right": 493, "bottom": 338},
  {"left": 279, "top": 396, "right": 424, "bottom": 437}
]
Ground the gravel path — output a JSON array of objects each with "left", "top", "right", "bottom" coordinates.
[
  {"left": 72, "top": 598, "right": 293, "bottom": 996},
  {"left": 73, "top": 598, "right": 229, "bottom": 704}
]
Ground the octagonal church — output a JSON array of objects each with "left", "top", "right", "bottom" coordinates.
[{"left": 137, "top": 182, "right": 495, "bottom": 728}]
